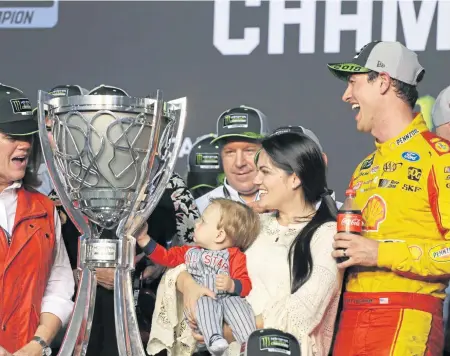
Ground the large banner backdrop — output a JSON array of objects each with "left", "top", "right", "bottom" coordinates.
[{"left": 1, "top": 0, "right": 449, "bottom": 199}]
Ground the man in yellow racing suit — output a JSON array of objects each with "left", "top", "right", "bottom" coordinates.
[{"left": 328, "top": 40, "right": 450, "bottom": 355}]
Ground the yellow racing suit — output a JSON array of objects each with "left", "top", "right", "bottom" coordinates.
[{"left": 333, "top": 114, "right": 450, "bottom": 356}]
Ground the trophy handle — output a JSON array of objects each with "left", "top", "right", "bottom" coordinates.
[
  {"left": 57, "top": 266, "right": 97, "bottom": 356},
  {"left": 118, "top": 95, "right": 187, "bottom": 240},
  {"left": 115, "top": 91, "right": 164, "bottom": 241},
  {"left": 37, "top": 90, "right": 91, "bottom": 238}
]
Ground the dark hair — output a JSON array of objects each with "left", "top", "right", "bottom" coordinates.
[
  {"left": 260, "top": 133, "right": 337, "bottom": 293},
  {"left": 367, "top": 71, "right": 419, "bottom": 109}
]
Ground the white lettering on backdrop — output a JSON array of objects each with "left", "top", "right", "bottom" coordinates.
[{"left": 213, "top": 0, "right": 450, "bottom": 55}]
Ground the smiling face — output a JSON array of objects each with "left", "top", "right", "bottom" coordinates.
[
  {"left": 221, "top": 140, "right": 261, "bottom": 196},
  {"left": 253, "top": 149, "right": 297, "bottom": 211},
  {"left": 342, "top": 73, "right": 382, "bottom": 133},
  {"left": 0, "top": 132, "right": 33, "bottom": 191}
]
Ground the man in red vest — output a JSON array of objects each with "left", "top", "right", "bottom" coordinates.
[{"left": 0, "top": 84, "right": 74, "bottom": 355}]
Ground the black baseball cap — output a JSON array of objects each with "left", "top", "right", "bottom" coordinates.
[
  {"left": 327, "top": 41, "right": 425, "bottom": 85},
  {"left": 211, "top": 105, "right": 270, "bottom": 144},
  {"left": 239, "top": 329, "right": 301, "bottom": 355},
  {"left": 187, "top": 133, "right": 223, "bottom": 190},
  {"left": 32, "top": 84, "right": 89, "bottom": 116},
  {"left": 89, "top": 84, "right": 130, "bottom": 96},
  {"left": 49, "top": 84, "right": 89, "bottom": 97},
  {"left": 0, "top": 84, "right": 37, "bottom": 136},
  {"left": 271, "top": 125, "right": 323, "bottom": 152}
]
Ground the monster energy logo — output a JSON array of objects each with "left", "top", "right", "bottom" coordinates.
[
  {"left": 10, "top": 98, "right": 32, "bottom": 114},
  {"left": 195, "top": 153, "right": 220, "bottom": 169},
  {"left": 223, "top": 113, "right": 248, "bottom": 128},
  {"left": 259, "top": 335, "right": 290, "bottom": 354}
]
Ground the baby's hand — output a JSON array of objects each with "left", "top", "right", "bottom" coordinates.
[
  {"left": 216, "top": 274, "right": 234, "bottom": 293},
  {"left": 135, "top": 222, "right": 151, "bottom": 248}
]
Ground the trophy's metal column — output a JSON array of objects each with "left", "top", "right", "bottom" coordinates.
[{"left": 37, "top": 91, "right": 187, "bottom": 356}]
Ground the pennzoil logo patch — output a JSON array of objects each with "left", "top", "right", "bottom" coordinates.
[{"left": 429, "top": 244, "right": 450, "bottom": 262}]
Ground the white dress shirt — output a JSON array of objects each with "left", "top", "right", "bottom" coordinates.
[
  {"left": 0, "top": 182, "right": 75, "bottom": 325},
  {"left": 195, "top": 178, "right": 260, "bottom": 214},
  {"left": 36, "top": 163, "right": 54, "bottom": 196}
]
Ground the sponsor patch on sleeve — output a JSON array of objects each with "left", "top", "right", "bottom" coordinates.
[
  {"left": 421, "top": 131, "right": 450, "bottom": 155},
  {"left": 429, "top": 243, "right": 450, "bottom": 262},
  {"left": 409, "top": 245, "right": 423, "bottom": 260}
]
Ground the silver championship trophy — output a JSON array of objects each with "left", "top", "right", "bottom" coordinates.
[{"left": 37, "top": 90, "right": 186, "bottom": 356}]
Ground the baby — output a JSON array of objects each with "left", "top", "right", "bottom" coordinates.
[{"left": 136, "top": 198, "right": 260, "bottom": 355}]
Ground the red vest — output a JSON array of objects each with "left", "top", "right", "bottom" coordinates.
[{"left": 0, "top": 187, "right": 56, "bottom": 352}]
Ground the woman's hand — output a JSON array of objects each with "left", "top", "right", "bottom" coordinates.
[
  {"left": 95, "top": 268, "right": 115, "bottom": 290},
  {"left": 13, "top": 341, "right": 42, "bottom": 356},
  {"left": 255, "top": 314, "right": 264, "bottom": 329}
]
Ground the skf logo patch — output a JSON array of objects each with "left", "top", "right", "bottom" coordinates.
[
  {"left": 402, "top": 184, "right": 422, "bottom": 192},
  {"left": 10, "top": 98, "right": 32, "bottom": 114},
  {"left": 429, "top": 244, "right": 450, "bottom": 262}
]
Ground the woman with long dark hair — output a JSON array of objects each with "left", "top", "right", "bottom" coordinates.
[{"left": 147, "top": 132, "right": 343, "bottom": 356}]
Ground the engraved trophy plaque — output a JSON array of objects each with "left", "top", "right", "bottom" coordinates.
[{"left": 37, "top": 90, "right": 186, "bottom": 356}]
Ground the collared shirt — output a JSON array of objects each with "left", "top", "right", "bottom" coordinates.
[
  {"left": 36, "top": 163, "right": 54, "bottom": 196},
  {"left": 0, "top": 182, "right": 75, "bottom": 325},
  {"left": 195, "top": 178, "right": 260, "bottom": 214},
  {"left": 195, "top": 177, "right": 342, "bottom": 214}
]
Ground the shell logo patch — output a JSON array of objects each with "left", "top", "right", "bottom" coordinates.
[
  {"left": 434, "top": 141, "right": 450, "bottom": 153},
  {"left": 409, "top": 245, "right": 423, "bottom": 260},
  {"left": 429, "top": 244, "right": 450, "bottom": 262},
  {"left": 362, "top": 195, "right": 387, "bottom": 232}
]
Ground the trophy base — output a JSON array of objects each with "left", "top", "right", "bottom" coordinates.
[{"left": 80, "top": 239, "right": 121, "bottom": 268}]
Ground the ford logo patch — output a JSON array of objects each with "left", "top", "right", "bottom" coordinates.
[{"left": 401, "top": 151, "right": 420, "bottom": 162}]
